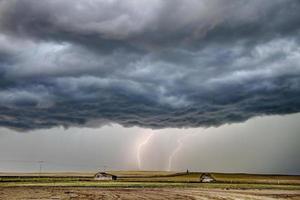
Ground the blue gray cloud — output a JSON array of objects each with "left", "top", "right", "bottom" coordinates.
[{"left": 0, "top": 0, "right": 300, "bottom": 130}]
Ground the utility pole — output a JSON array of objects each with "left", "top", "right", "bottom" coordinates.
[{"left": 38, "top": 161, "right": 44, "bottom": 177}]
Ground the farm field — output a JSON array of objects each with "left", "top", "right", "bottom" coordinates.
[
  {"left": 0, "top": 171, "right": 300, "bottom": 199},
  {"left": 1, "top": 187, "right": 300, "bottom": 200}
]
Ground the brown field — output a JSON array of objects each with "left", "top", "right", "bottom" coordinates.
[
  {"left": 1, "top": 171, "right": 300, "bottom": 199},
  {"left": 1, "top": 187, "right": 300, "bottom": 200}
]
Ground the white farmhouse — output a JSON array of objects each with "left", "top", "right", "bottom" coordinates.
[
  {"left": 200, "top": 173, "right": 216, "bottom": 183},
  {"left": 94, "top": 172, "right": 117, "bottom": 181}
]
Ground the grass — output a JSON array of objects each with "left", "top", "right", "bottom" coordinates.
[
  {"left": 1, "top": 171, "right": 299, "bottom": 190},
  {"left": 1, "top": 181, "right": 300, "bottom": 190}
]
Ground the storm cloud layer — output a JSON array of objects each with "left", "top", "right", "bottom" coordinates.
[{"left": 0, "top": 0, "right": 300, "bottom": 130}]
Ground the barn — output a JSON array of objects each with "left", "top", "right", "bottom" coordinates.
[
  {"left": 200, "top": 173, "right": 216, "bottom": 183},
  {"left": 94, "top": 172, "right": 117, "bottom": 181}
]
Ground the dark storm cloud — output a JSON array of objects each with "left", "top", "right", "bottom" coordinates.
[{"left": 0, "top": 0, "right": 300, "bottom": 131}]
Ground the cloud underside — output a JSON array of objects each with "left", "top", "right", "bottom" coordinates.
[{"left": 0, "top": 0, "right": 300, "bottom": 130}]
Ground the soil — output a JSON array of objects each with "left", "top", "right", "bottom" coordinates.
[{"left": 0, "top": 187, "right": 300, "bottom": 200}]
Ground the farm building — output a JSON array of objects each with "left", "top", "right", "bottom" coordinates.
[
  {"left": 94, "top": 172, "right": 117, "bottom": 181},
  {"left": 200, "top": 173, "right": 216, "bottom": 183}
]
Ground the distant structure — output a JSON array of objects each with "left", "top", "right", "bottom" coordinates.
[
  {"left": 200, "top": 173, "right": 216, "bottom": 183},
  {"left": 94, "top": 172, "right": 117, "bottom": 181}
]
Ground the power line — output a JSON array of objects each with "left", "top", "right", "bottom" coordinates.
[{"left": 0, "top": 159, "right": 108, "bottom": 170}]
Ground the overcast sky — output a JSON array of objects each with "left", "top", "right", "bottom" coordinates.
[
  {"left": 0, "top": 113, "right": 300, "bottom": 174},
  {"left": 0, "top": 0, "right": 300, "bottom": 174}
]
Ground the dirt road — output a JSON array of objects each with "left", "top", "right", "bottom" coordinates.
[{"left": 0, "top": 187, "right": 300, "bottom": 200}]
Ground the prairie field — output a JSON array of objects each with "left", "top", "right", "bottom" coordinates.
[
  {"left": 0, "top": 171, "right": 300, "bottom": 199},
  {"left": 1, "top": 187, "right": 300, "bottom": 200}
]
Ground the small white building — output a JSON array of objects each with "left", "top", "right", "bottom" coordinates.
[
  {"left": 200, "top": 173, "right": 216, "bottom": 183},
  {"left": 94, "top": 172, "right": 117, "bottom": 181}
]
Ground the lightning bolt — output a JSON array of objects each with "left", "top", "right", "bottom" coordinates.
[
  {"left": 137, "top": 132, "right": 154, "bottom": 170},
  {"left": 167, "top": 134, "right": 188, "bottom": 171}
]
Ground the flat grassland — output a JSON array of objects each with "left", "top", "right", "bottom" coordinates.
[{"left": 0, "top": 171, "right": 300, "bottom": 199}]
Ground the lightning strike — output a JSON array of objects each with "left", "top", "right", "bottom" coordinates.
[
  {"left": 137, "top": 132, "right": 154, "bottom": 170},
  {"left": 167, "top": 134, "right": 188, "bottom": 171}
]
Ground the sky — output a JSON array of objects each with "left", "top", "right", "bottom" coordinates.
[
  {"left": 0, "top": 0, "right": 300, "bottom": 174},
  {"left": 0, "top": 113, "right": 300, "bottom": 174}
]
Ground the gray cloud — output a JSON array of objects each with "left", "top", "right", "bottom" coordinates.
[{"left": 0, "top": 0, "right": 300, "bottom": 131}]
